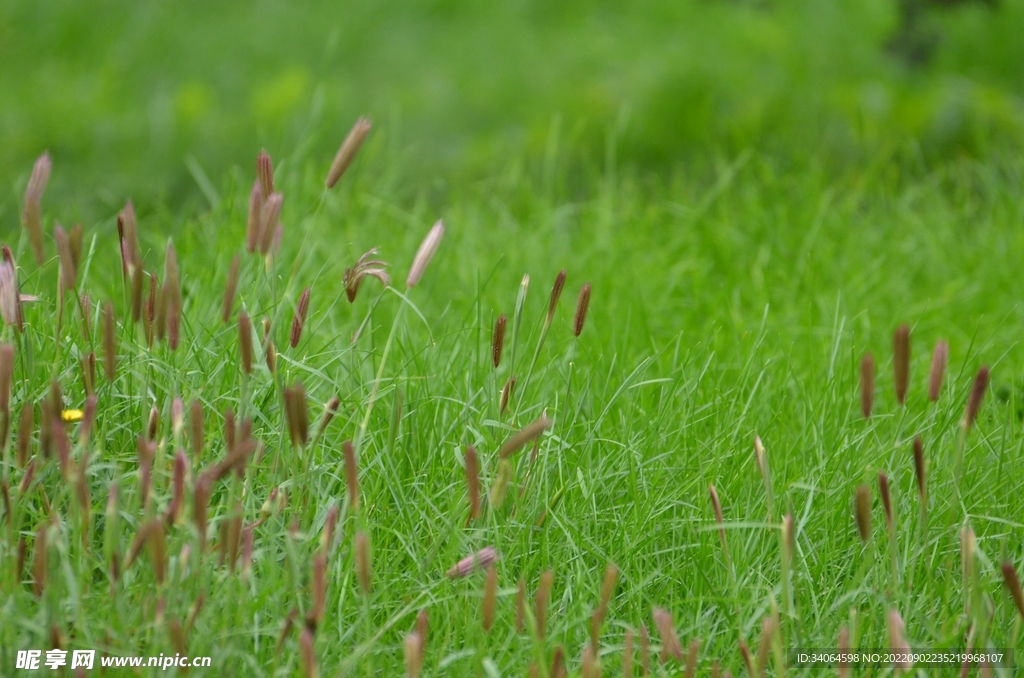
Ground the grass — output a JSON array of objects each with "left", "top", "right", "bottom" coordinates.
[{"left": 0, "top": 123, "right": 1023, "bottom": 676}]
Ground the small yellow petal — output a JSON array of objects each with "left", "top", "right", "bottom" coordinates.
[{"left": 61, "top": 409, "right": 84, "bottom": 422}]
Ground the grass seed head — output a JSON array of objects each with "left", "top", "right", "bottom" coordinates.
[
  {"left": 355, "top": 530, "right": 372, "bottom": 595},
  {"left": 403, "top": 632, "right": 423, "bottom": 678},
  {"left": 550, "top": 646, "right": 567, "bottom": 678},
  {"left": 167, "top": 450, "right": 187, "bottom": 525},
  {"left": 928, "top": 340, "right": 948, "bottom": 401},
  {"left": 963, "top": 366, "right": 990, "bottom": 431},
  {"left": 19, "top": 459, "right": 36, "bottom": 494},
  {"left": 547, "top": 268, "right": 567, "bottom": 327},
  {"left": 465, "top": 446, "right": 480, "bottom": 521},
  {"left": 893, "top": 324, "right": 910, "bottom": 405},
  {"left": 756, "top": 615, "right": 777, "bottom": 676},
  {"left": 652, "top": 607, "right": 683, "bottom": 663},
  {"left": 117, "top": 201, "right": 142, "bottom": 277},
  {"left": 887, "top": 610, "right": 911, "bottom": 668},
  {"left": 912, "top": 436, "right": 926, "bottom": 503},
  {"left": 290, "top": 287, "right": 310, "bottom": 348},
  {"left": 838, "top": 626, "right": 851, "bottom": 678},
  {"left": 129, "top": 266, "right": 145, "bottom": 324},
  {"left": 1000, "top": 562, "right": 1024, "bottom": 620},
  {"left": 222, "top": 254, "right": 240, "bottom": 323},
  {"left": 860, "top": 353, "right": 875, "bottom": 418},
  {"left": 685, "top": 639, "right": 700, "bottom": 678},
  {"left": 246, "top": 180, "right": 264, "bottom": 253},
  {"left": 492, "top": 314, "right": 507, "bottom": 368},
  {"left": 316, "top": 396, "right": 340, "bottom": 438},
  {"left": 0, "top": 261, "right": 18, "bottom": 328},
  {"left": 499, "top": 375, "right": 516, "bottom": 414},
  {"left": 80, "top": 352, "right": 96, "bottom": 396},
  {"left": 640, "top": 624, "right": 651, "bottom": 675},
  {"left": 257, "top": 149, "right": 274, "bottom": 197},
  {"left": 488, "top": 459, "right": 513, "bottom": 509},
  {"left": 573, "top": 283, "right": 592, "bottom": 337},
  {"left": 407, "top": 219, "right": 445, "bottom": 288},
  {"left": 447, "top": 546, "right": 500, "bottom": 579},
  {"left": 535, "top": 569, "right": 555, "bottom": 640},
  {"left": 284, "top": 382, "right": 309, "bottom": 447},
  {"left": 22, "top": 151, "right": 51, "bottom": 264},
  {"left": 0, "top": 343, "right": 13, "bottom": 424},
  {"left": 258, "top": 192, "right": 283, "bottom": 255},
  {"left": 878, "top": 472, "right": 894, "bottom": 534},
  {"left": 309, "top": 551, "right": 327, "bottom": 628},
  {"left": 54, "top": 224, "right": 78, "bottom": 290},
  {"left": 33, "top": 521, "right": 49, "bottom": 596},
  {"left": 326, "top": 117, "right": 371, "bottom": 187},
  {"left": 238, "top": 312, "right": 254, "bottom": 375},
  {"left": 343, "top": 440, "right": 359, "bottom": 511},
  {"left": 416, "top": 610, "right": 428, "bottom": 660},
  {"left": 1, "top": 246, "right": 24, "bottom": 332},
  {"left": 343, "top": 248, "right": 391, "bottom": 302},
  {"left": 855, "top": 484, "right": 872, "bottom": 542},
  {"left": 482, "top": 565, "right": 498, "bottom": 632},
  {"left": 147, "top": 405, "right": 159, "bottom": 442},
  {"left": 499, "top": 414, "right": 551, "bottom": 459},
  {"left": 300, "top": 626, "right": 318, "bottom": 678},
  {"left": 582, "top": 643, "right": 600, "bottom": 678}
]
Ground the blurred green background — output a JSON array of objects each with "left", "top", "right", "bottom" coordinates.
[{"left": 2, "top": 0, "right": 1023, "bottom": 218}]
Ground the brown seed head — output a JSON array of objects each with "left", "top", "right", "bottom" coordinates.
[
  {"left": 488, "top": 459, "right": 513, "bottom": 509},
  {"left": 343, "top": 248, "right": 391, "bottom": 302},
  {"left": 246, "top": 180, "right": 264, "bottom": 254},
  {"left": 623, "top": 629, "right": 635, "bottom": 678},
  {"left": 652, "top": 607, "right": 683, "bottom": 663},
  {"left": 406, "top": 220, "right": 444, "bottom": 288},
  {"left": 782, "top": 513, "right": 795, "bottom": 564},
  {"left": 573, "top": 283, "right": 592, "bottom": 337},
  {"left": 499, "top": 375, "right": 516, "bottom": 414},
  {"left": 22, "top": 152, "right": 52, "bottom": 264},
  {"left": 887, "top": 610, "right": 911, "bottom": 668},
  {"left": 355, "top": 530, "right": 371, "bottom": 595},
  {"left": 129, "top": 266, "right": 144, "bottom": 324},
  {"left": 860, "top": 353, "right": 875, "bottom": 418},
  {"left": 893, "top": 324, "right": 910, "bottom": 405},
  {"left": 416, "top": 609, "right": 428, "bottom": 660},
  {"left": 447, "top": 546, "right": 500, "bottom": 579},
  {"left": 685, "top": 639, "right": 700, "bottom": 678},
  {"left": 499, "top": 414, "right": 551, "bottom": 459},
  {"left": 482, "top": 565, "right": 498, "bottom": 632},
  {"left": 838, "top": 626, "right": 851, "bottom": 678},
  {"left": 284, "top": 382, "right": 309, "bottom": 447},
  {"left": 855, "top": 484, "right": 871, "bottom": 543},
  {"left": 912, "top": 437, "right": 926, "bottom": 504},
  {"left": 300, "top": 626, "right": 318, "bottom": 678},
  {"left": 118, "top": 201, "right": 142, "bottom": 277},
  {"left": 33, "top": 521, "right": 49, "bottom": 596},
  {"left": 465, "top": 446, "right": 480, "bottom": 521},
  {"left": 547, "top": 268, "right": 567, "bottom": 327},
  {"left": 640, "top": 624, "right": 652, "bottom": 675},
  {"left": 963, "top": 366, "right": 990, "bottom": 431},
  {"left": 550, "top": 647, "right": 567, "bottom": 678},
  {"left": 1000, "top": 562, "right": 1024, "bottom": 620},
  {"left": 54, "top": 225, "right": 77, "bottom": 290},
  {"left": 257, "top": 149, "right": 274, "bottom": 197},
  {"left": 147, "top": 405, "right": 159, "bottom": 442},
  {"left": 515, "top": 577, "right": 527, "bottom": 632},
  {"left": 928, "top": 340, "right": 948, "bottom": 401},
  {"left": 326, "top": 117, "right": 372, "bottom": 188},
  {"left": 492, "top": 314, "right": 507, "bottom": 368},
  {"left": 0, "top": 343, "right": 13, "bottom": 422},
  {"left": 581, "top": 644, "right": 599, "bottom": 678},
  {"left": 309, "top": 551, "right": 327, "bottom": 628},
  {"left": 290, "top": 288, "right": 310, "bottom": 348},
  {"left": 0, "top": 261, "right": 18, "bottom": 329},
  {"left": 322, "top": 504, "right": 339, "bottom": 555},
  {"left": 535, "top": 569, "right": 555, "bottom": 640},
  {"left": 757, "top": 614, "right": 777, "bottom": 675},
  {"left": 258, "top": 192, "right": 283, "bottom": 255},
  {"left": 316, "top": 396, "right": 340, "bottom": 438},
  {"left": 238, "top": 312, "right": 254, "bottom": 375},
  {"left": 343, "top": 440, "right": 359, "bottom": 511},
  {"left": 878, "top": 472, "right": 894, "bottom": 534},
  {"left": 222, "top": 255, "right": 240, "bottom": 323},
  {"left": 403, "top": 632, "right": 423, "bottom": 678}
]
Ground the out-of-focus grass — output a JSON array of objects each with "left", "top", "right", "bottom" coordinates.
[{"left": 3, "top": 0, "right": 1024, "bottom": 218}]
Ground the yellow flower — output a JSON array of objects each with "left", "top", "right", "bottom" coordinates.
[{"left": 61, "top": 409, "right": 84, "bottom": 423}]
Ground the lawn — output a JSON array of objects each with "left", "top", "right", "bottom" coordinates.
[{"left": 2, "top": 1, "right": 1024, "bottom": 676}]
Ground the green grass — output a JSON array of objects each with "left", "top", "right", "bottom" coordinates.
[{"left": 1, "top": 129, "right": 1023, "bottom": 676}]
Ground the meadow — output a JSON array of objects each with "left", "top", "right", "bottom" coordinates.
[{"left": 3, "top": 1, "right": 1024, "bottom": 676}]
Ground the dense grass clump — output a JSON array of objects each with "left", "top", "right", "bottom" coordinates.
[{"left": 1, "top": 133, "right": 1023, "bottom": 676}]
